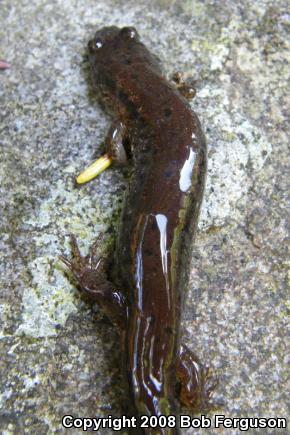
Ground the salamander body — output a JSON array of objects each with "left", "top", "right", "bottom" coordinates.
[{"left": 63, "top": 26, "right": 214, "bottom": 434}]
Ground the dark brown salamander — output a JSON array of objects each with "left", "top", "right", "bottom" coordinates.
[{"left": 62, "top": 26, "right": 215, "bottom": 434}]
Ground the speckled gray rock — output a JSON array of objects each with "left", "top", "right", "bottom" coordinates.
[{"left": 0, "top": 0, "right": 289, "bottom": 434}]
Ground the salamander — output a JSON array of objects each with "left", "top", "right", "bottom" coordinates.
[{"left": 61, "top": 26, "right": 215, "bottom": 434}]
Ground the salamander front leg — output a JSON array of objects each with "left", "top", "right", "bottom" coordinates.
[
  {"left": 171, "top": 72, "right": 196, "bottom": 100},
  {"left": 76, "top": 120, "right": 130, "bottom": 184},
  {"left": 60, "top": 234, "right": 128, "bottom": 329},
  {"left": 176, "top": 344, "right": 218, "bottom": 412}
]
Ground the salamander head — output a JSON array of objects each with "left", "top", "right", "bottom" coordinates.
[
  {"left": 88, "top": 26, "right": 140, "bottom": 69},
  {"left": 89, "top": 26, "right": 139, "bottom": 48},
  {"left": 88, "top": 26, "right": 161, "bottom": 107},
  {"left": 88, "top": 26, "right": 142, "bottom": 108}
]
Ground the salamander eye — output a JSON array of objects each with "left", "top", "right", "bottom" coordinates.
[
  {"left": 95, "top": 38, "right": 103, "bottom": 49},
  {"left": 120, "top": 27, "right": 138, "bottom": 40},
  {"left": 88, "top": 37, "right": 104, "bottom": 52}
]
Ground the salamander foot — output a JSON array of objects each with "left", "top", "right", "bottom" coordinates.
[
  {"left": 177, "top": 344, "right": 219, "bottom": 412},
  {"left": 60, "top": 234, "right": 127, "bottom": 328},
  {"left": 172, "top": 72, "right": 196, "bottom": 100}
]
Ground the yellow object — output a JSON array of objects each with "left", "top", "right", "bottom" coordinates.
[{"left": 76, "top": 154, "right": 112, "bottom": 184}]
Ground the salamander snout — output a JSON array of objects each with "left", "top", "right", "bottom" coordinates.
[
  {"left": 88, "top": 26, "right": 119, "bottom": 52},
  {"left": 119, "top": 26, "right": 139, "bottom": 40},
  {"left": 88, "top": 25, "right": 139, "bottom": 55}
]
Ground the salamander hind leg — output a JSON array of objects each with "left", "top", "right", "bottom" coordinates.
[
  {"left": 176, "top": 344, "right": 219, "bottom": 413},
  {"left": 60, "top": 234, "right": 127, "bottom": 329}
]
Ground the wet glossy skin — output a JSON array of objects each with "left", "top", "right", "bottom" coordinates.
[{"left": 88, "top": 27, "right": 207, "bottom": 432}]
